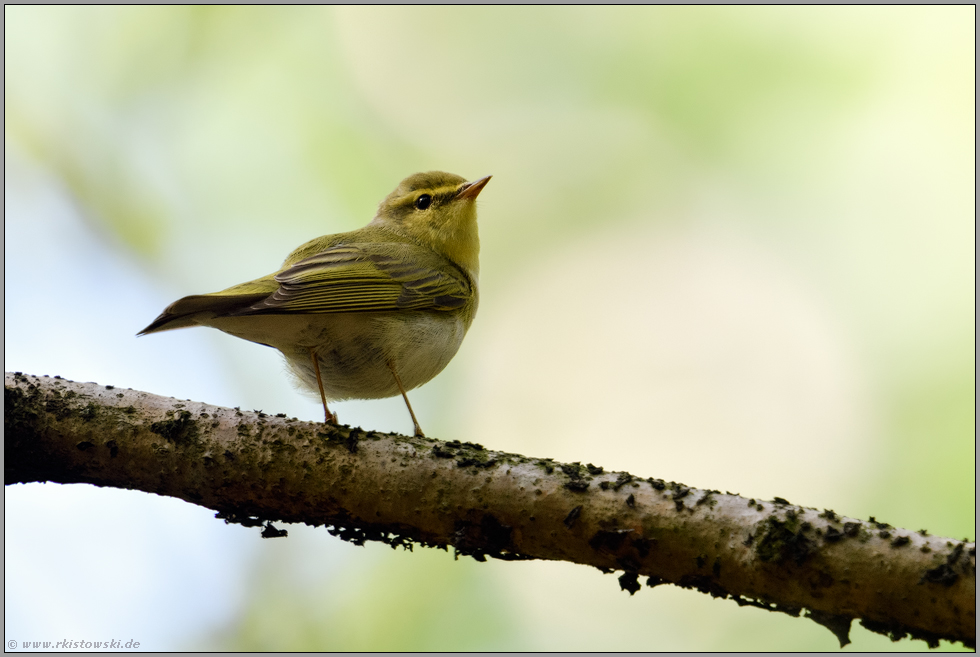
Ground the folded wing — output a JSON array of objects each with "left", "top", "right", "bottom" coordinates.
[{"left": 241, "top": 242, "right": 473, "bottom": 315}]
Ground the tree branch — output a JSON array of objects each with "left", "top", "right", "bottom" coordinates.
[{"left": 4, "top": 372, "right": 974, "bottom": 649}]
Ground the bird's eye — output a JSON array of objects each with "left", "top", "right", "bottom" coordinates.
[{"left": 415, "top": 194, "right": 432, "bottom": 210}]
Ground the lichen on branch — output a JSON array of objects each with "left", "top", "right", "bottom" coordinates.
[{"left": 4, "top": 372, "right": 975, "bottom": 649}]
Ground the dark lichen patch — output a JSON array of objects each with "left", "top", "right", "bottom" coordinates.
[
  {"left": 344, "top": 428, "right": 363, "bottom": 453},
  {"left": 588, "top": 529, "right": 654, "bottom": 571},
  {"left": 878, "top": 530, "right": 892, "bottom": 539},
  {"left": 671, "top": 485, "right": 690, "bottom": 500},
  {"left": 585, "top": 463, "right": 604, "bottom": 475},
  {"left": 859, "top": 618, "right": 945, "bottom": 650},
  {"left": 79, "top": 403, "right": 99, "bottom": 421},
  {"left": 921, "top": 563, "right": 960, "bottom": 587},
  {"left": 671, "top": 485, "right": 691, "bottom": 511},
  {"left": 564, "top": 505, "right": 583, "bottom": 529},
  {"left": 626, "top": 493, "right": 635, "bottom": 508},
  {"left": 843, "top": 522, "right": 861, "bottom": 538},
  {"left": 328, "top": 524, "right": 416, "bottom": 551},
  {"left": 216, "top": 510, "right": 272, "bottom": 528},
  {"left": 920, "top": 542, "right": 967, "bottom": 587},
  {"left": 647, "top": 477, "right": 666, "bottom": 490},
  {"left": 890, "top": 535, "right": 910, "bottom": 548},
  {"left": 265, "top": 437, "right": 299, "bottom": 458},
  {"left": 612, "top": 472, "right": 633, "bottom": 490},
  {"left": 44, "top": 393, "right": 73, "bottom": 420},
  {"left": 755, "top": 514, "right": 815, "bottom": 565},
  {"left": 453, "top": 514, "right": 530, "bottom": 562},
  {"left": 677, "top": 573, "right": 730, "bottom": 600},
  {"left": 868, "top": 516, "right": 892, "bottom": 530},
  {"left": 430, "top": 438, "right": 492, "bottom": 463},
  {"left": 772, "top": 496, "right": 791, "bottom": 505},
  {"left": 456, "top": 456, "right": 497, "bottom": 469},
  {"left": 818, "top": 509, "right": 839, "bottom": 522},
  {"left": 76, "top": 441, "right": 94, "bottom": 451},
  {"left": 260, "top": 522, "right": 288, "bottom": 539},
  {"left": 806, "top": 609, "right": 853, "bottom": 648},
  {"left": 589, "top": 528, "right": 633, "bottom": 553},
  {"left": 560, "top": 462, "right": 592, "bottom": 491},
  {"left": 696, "top": 490, "right": 719, "bottom": 508},
  {"left": 601, "top": 474, "right": 634, "bottom": 491},
  {"left": 106, "top": 440, "right": 119, "bottom": 458},
  {"left": 824, "top": 526, "right": 843, "bottom": 543},
  {"left": 618, "top": 571, "right": 641, "bottom": 595},
  {"left": 149, "top": 410, "right": 199, "bottom": 444},
  {"left": 731, "top": 595, "right": 802, "bottom": 619}
]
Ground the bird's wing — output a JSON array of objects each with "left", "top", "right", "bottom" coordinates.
[{"left": 241, "top": 242, "right": 473, "bottom": 315}]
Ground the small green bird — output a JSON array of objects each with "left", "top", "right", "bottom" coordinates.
[{"left": 139, "top": 171, "right": 490, "bottom": 437}]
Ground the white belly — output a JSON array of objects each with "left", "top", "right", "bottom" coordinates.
[{"left": 205, "top": 311, "right": 469, "bottom": 400}]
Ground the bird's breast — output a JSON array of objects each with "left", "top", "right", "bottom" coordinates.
[{"left": 209, "top": 310, "right": 471, "bottom": 401}]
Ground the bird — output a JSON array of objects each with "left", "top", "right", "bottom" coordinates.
[{"left": 139, "top": 171, "right": 490, "bottom": 437}]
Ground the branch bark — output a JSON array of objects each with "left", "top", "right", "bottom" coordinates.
[{"left": 4, "top": 372, "right": 975, "bottom": 649}]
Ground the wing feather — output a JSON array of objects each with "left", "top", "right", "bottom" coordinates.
[{"left": 237, "top": 242, "right": 473, "bottom": 315}]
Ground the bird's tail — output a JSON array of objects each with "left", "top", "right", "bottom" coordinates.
[{"left": 138, "top": 292, "right": 269, "bottom": 336}]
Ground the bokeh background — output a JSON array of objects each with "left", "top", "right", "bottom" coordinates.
[{"left": 4, "top": 6, "right": 974, "bottom": 651}]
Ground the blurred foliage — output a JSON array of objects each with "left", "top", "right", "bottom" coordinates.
[
  {"left": 5, "top": 6, "right": 893, "bottom": 267},
  {"left": 200, "top": 543, "right": 522, "bottom": 651},
  {"left": 5, "top": 5, "right": 974, "bottom": 651}
]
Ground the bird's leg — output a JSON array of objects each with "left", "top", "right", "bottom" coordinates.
[
  {"left": 387, "top": 360, "right": 424, "bottom": 437},
  {"left": 309, "top": 347, "right": 336, "bottom": 425}
]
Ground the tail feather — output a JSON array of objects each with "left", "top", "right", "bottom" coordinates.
[{"left": 138, "top": 293, "right": 270, "bottom": 335}]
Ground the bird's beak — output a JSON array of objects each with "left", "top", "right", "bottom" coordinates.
[{"left": 457, "top": 175, "right": 492, "bottom": 200}]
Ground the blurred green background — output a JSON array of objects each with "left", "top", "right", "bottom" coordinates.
[{"left": 4, "top": 6, "right": 974, "bottom": 651}]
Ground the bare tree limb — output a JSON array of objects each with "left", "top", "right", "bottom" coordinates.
[{"left": 4, "top": 372, "right": 975, "bottom": 649}]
